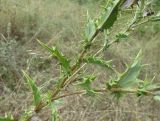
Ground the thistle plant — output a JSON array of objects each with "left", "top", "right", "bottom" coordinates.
[{"left": 1, "top": 0, "right": 160, "bottom": 121}]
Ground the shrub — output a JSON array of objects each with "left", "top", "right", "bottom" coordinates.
[{"left": 0, "top": 0, "right": 160, "bottom": 121}]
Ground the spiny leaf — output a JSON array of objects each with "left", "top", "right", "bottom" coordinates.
[
  {"left": 107, "top": 51, "right": 144, "bottom": 100},
  {"left": 37, "top": 39, "right": 71, "bottom": 75},
  {"left": 79, "top": 75, "right": 96, "bottom": 96},
  {"left": 85, "top": 11, "right": 96, "bottom": 42},
  {"left": 98, "top": 0, "right": 121, "bottom": 30},
  {"left": 79, "top": 76, "right": 96, "bottom": 90},
  {"left": 107, "top": 50, "right": 143, "bottom": 90},
  {"left": 22, "top": 71, "right": 41, "bottom": 106},
  {"left": 83, "top": 56, "right": 113, "bottom": 70},
  {"left": 117, "top": 50, "right": 142, "bottom": 88},
  {"left": 138, "top": 78, "right": 159, "bottom": 91},
  {"left": 137, "top": 78, "right": 160, "bottom": 96}
]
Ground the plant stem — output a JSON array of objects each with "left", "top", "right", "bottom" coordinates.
[
  {"left": 51, "top": 90, "right": 86, "bottom": 101},
  {"left": 132, "top": 19, "right": 149, "bottom": 28},
  {"left": 22, "top": 2, "right": 157, "bottom": 121},
  {"left": 50, "top": 87, "right": 160, "bottom": 102}
]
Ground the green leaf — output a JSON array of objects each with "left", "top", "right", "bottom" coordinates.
[
  {"left": 79, "top": 75, "right": 96, "bottom": 96},
  {"left": 117, "top": 50, "right": 142, "bottom": 88},
  {"left": 116, "top": 33, "right": 128, "bottom": 42},
  {"left": 83, "top": 56, "right": 113, "bottom": 70},
  {"left": 98, "top": 0, "right": 121, "bottom": 30},
  {"left": 50, "top": 103, "right": 59, "bottom": 121},
  {"left": 107, "top": 51, "right": 143, "bottom": 99},
  {"left": 46, "top": 92, "right": 61, "bottom": 121},
  {"left": 22, "top": 71, "right": 41, "bottom": 106},
  {"left": 85, "top": 11, "right": 96, "bottom": 42},
  {"left": 43, "top": 91, "right": 60, "bottom": 121},
  {"left": 138, "top": 78, "right": 158, "bottom": 91},
  {"left": 0, "top": 117, "right": 13, "bottom": 121},
  {"left": 37, "top": 39, "right": 71, "bottom": 75},
  {"left": 137, "top": 78, "right": 160, "bottom": 96}
]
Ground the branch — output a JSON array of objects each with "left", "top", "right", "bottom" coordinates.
[
  {"left": 52, "top": 86, "right": 160, "bottom": 102},
  {"left": 51, "top": 90, "right": 86, "bottom": 101}
]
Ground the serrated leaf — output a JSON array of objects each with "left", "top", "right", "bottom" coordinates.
[
  {"left": 83, "top": 56, "right": 112, "bottom": 70},
  {"left": 98, "top": 0, "right": 121, "bottom": 30},
  {"left": 0, "top": 117, "right": 13, "bottom": 121},
  {"left": 138, "top": 77, "right": 159, "bottom": 91},
  {"left": 79, "top": 76, "right": 96, "bottom": 96},
  {"left": 117, "top": 50, "right": 142, "bottom": 88},
  {"left": 85, "top": 12, "right": 96, "bottom": 42},
  {"left": 22, "top": 71, "right": 41, "bottom": 106},
  {"left": 108, "top": 51, "right": 142, "bottom": 99},
  {"left": 37, "top": 39, "right": 71, "bottom": 75}
]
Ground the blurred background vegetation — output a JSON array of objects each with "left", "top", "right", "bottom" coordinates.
[{"left": 0, "top": 0, "right": 160, "bottom": 120}]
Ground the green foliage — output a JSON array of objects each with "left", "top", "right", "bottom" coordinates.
[
  {"left": 0, "top": 113, "right": 14, "bottom": 121},
  {"left": 43, "top": 91, "right": 59, "bottom": 121},
  {"left": 0, "top": 117, "right": 13, "bottom": 121},
  {"left": 116, "top": 50, "right": 142, "bottom": 88},
  {"left": 50, "top": 103, "right": 59, "bottom": 121},
  {"left": 137, "top": 77, "right": 160, "bottom": 97},
  {"left": 1, "top": 0, "right": 160, "bottom": 120},
  {"left": 107, "top": 51, "right": 143, "bottom": 95},
  {"left": 79, "top": 75, "right": 96, "bottom": 96},
  {"left": 97, "top": 0, "right": 121, "bottom": 30},
  {"left": 22, "top": 71, "right": 41, "bottom": 106},
  {"left": 37, "top": 39, "right": 71, "bottom": 76},
  {"left": 85, "top": 12, "right": 96, "bottom": 43},
  {"left": 83, "top": 56, "right": 112, "bottom": 70}
]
